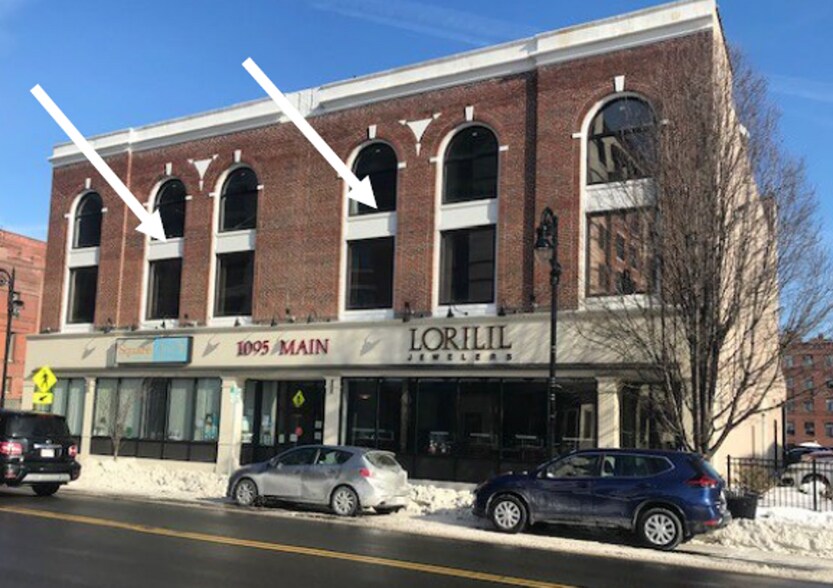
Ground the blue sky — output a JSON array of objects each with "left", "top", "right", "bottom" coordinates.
[{"left": 0, "top": 0, "right": 831, "bottom": 242}]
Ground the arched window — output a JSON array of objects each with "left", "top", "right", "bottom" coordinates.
[
  {"left": 220, "top": 167, "right": 258, "bottom": 232},
  {"left": 443, "top": 126, "right": 498, "bottom": 204},
  {"left": 587, "top": 97, "right": 655, "bottom": 185},
  {"left": 155, "top": 179, "right": 187, "bottom": 239},
  {"left": 73, "top": 192, "right": 103, "bottom": 249},
  {"left": 350, "top": 143, "right": 397, "bottom": 215}
]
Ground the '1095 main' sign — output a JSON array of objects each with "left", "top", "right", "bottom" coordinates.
[{"left": 236, "top": 338, "right": 330, "bottom": 357}]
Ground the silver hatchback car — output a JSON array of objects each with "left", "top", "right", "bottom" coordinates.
[{"left": 227, "top": 445, "right": 409, "bottom": 516}]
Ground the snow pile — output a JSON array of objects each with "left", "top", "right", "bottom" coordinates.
[
  {"left": 694, "top": 507, "right": 833, "bottom": 557},
  {"left": 71, "top": 457, "right": 228, "bottom": 501},
  {"left": 406, "top": 484, "right": 473, "bottom": 520}
]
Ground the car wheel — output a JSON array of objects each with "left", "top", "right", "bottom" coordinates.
[
  {"left": 638, "top": 507, "right": 683, "bottom": 550},
  {"left": 375, "top": 506, "right": 404, "bottom": 515},
  {"left": 489, "top": 495, "right": 528, "bottom": 534},
  {"left": 32, "top": 483, "right": 60, "bottom": 497},
  {"left": 331, "top": 486, "right": 360, "bottom": 517},
  {"left": 233, "top": 478, "right": 259, "bottom": 507}
]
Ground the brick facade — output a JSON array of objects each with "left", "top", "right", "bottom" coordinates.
[
  {"left": 784, "top": 336, "right": 833, "bottom": 446},
  {"left": 0, "top": 231, "right": 45, "bottom": 407},
  {"left": 39, "top": 30, "right": 712, "bottom": 335}
]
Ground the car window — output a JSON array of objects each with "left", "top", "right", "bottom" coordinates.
[
  {"left": 315, "top": 449, "right": 351, "bottom": 466},
  {"left": 1, "top": 414, "right": 70, "bottom": 438},
  {"left": 601, "top": 455, "right": 672, "bottom": 477},
  {"left": 366, "top": 452, "right": 401, "bottom": 470},
  {"left": 545, "top": 454, "right": 600, "bottom": 478},
  {"left": 277, "top": 447, "right": 318, "bottom": 466}
]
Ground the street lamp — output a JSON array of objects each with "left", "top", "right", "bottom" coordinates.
[
  {"left": 0, "top": 268, "right": 22, "bottom": 409},
  {"left": 534, "top": 207, "right": 562, "bottom": 459}
]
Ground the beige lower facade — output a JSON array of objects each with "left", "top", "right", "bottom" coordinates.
[{"left": 23, "top": 312, "right": 781, "bottom": 481}]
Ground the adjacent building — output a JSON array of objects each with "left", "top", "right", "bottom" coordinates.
[
  {"left": 0, "top": 230, "right": 46, "bottom": 409},
  {"left": 784, "top": 335, "right": 833, "bottom": 447},
  {"left": 24, "top": 0, "right": 780, "bottom": 481}
]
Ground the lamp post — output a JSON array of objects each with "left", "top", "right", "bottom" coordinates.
[
  {"left": 534, "top": 208, "right": 561, "bottom": 459},
  {"left": 0, "top": 268, "right": 22, "bottom": 409}
]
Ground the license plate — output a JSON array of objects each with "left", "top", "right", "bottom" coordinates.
[{"left": 40, "top": 448, "right": 55, "bottom": 458}]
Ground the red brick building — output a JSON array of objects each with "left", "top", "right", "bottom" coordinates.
[
  {"left": 25, "top": 0, "right": 776, "bottom": 479},
  {"left": 783, "top": 336, "right": 833, "bottom": 447},
  {"left": 0, "top": 231, "right": 46, "bottom": 408}
]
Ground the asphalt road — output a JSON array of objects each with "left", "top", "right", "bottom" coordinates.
[{"left": 0, "top": 489, "right": 826, "bottom": 588}]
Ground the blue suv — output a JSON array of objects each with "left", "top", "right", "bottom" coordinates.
[{"left": 473, "top": 449, "right": 729, "bottom": 550}]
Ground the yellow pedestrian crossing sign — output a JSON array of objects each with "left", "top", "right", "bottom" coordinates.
[
  {"left": 292, "top": 390, "right": 306, "bottom": 409},
  {"left": 33, "top": 366, "right": 57, "bottom": 394},
  {"left": 33, "top": 391, "right": 54, "bottom": 405}
]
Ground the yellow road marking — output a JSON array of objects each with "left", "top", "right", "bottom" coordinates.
[{"left": 0, "top": 506, "right": 573, "bottom": 588}]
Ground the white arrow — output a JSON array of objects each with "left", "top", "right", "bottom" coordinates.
[
  {"left": 242, "top": 57, "right": 377, "bottom": 209},
  {"left": 30, "top": 84, "right": 167, "bottom": 241}
]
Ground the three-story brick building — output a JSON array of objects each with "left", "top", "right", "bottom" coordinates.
[{"left": 24, "top": 0, "right": 779, "bottom": 480}]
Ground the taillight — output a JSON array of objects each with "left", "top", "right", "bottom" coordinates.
[
  {"left": 0, "top": 441, "right": 23, "bottom": 457},
  {"left": 687, "top": 475, "right": 718, "bottom": 488},
  {"left": 359, "top": 467, "right": 372, "bottom": 478},
  {"left": 68, "top": 445, "right": 78, "bottom": 458}
]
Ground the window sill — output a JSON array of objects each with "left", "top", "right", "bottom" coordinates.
[
  {"left": 438, "top": 199, "right": 498, "bottom": 231},
  {"left": 581, "top": 294, "right": 655, "bottom": 311},
  {"left": 67, "top": 247, "right": 100, "bottom": 268},
  {"left": 208, "top": 316, "right": 253, "bottom": 328},
  {"left": 148, "top": 238, "right": 184, "bottom": 260},
  {"left": 61, "top": 323, "right": 95, "bottom": 334},
  {"left": 215, "top": 229, "right": 256, "bottom": 253},
  {"left": 585, "top": 179, "right": 655, "bottom": 213},
  {"left": 340, "top": 308, "right": 395, "bottom": 322},
  {"left": 141, "top": 319, "right": 180, "bottom": 330},
  {"left": 433, "top": 303, "right": 496, "bottom": 318},
  {"left": 345, "top": 212, "right": 397, "bottom": 240}
]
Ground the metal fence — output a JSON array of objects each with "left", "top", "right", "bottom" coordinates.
[{"left": 726, "top": 457, "right": 833, "bottom": 512}]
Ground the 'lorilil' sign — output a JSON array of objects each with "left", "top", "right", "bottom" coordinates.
[{"left": 407, "top": 325, "right": 513, "bottom": 363}]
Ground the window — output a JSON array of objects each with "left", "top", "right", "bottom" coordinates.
[
  {"left": 804, "top": 355, "right": 814, "bottom": 367},
  {"left": 6, "top": 333, "right": 13, "bottom": 363},
  {"left": 215, "top": 251, "right": 254, "bottom": 317},
  {"left": 786, "top": 421, "right": 795, "bottom": 436},
  {"left": 458, "top": 380, "right": 500, "bottom": 458},
  {"left": 278, "top": 447, "right": 318, "bottom": 466},
  {"left": 345, "top": 379, "right": 402, "bottom": 452},
  {"left": 600, "top": 454, "right": 672, "bottom": 477},
  {"left": 167, "top": 379, "right": 195, "bottom": 441},
  {"left": 545, "top": 453, "right": 600, "bottom": 478},
  {"left": 587, "top": 97, "right": 655, "bottom": 185},
  {"left": 502, "top": 381, "right": 547, "bottom": 462},
  {"left": 315, "top": 449, "right": 351, "bottom": 465},
  {"left": 587, "top": 210, "right": 652, "bottom": 296},
  {"left": 351, "top": 143, "right": 397, "bottom": 215},
  {"left": 67, "top": 266, "right": 98, "bottom": 324},
  {"left": 416, "top": 380, "right": 457, "bottom": 455},
  {"left": 74, "top": 192, "right": 103, "bottom": 248},
  {"left": 786, "top": 377, "right": 794, "bottom": 390},
  {"left": 826, "top": 355, "right": 833, "bottom": 367},
  {"left": 826, "top": 423, "right": 833, "bottom": 438},
  {"left": 443, "top": 126, "right": 498, "bottom": 203},
  {"left": 805, "top": 378, "right": 814, "bottom": 390},
  {"left": 786, "top": 400, "right": 795, "bottom": 413},
  {"left": 805, "top": 421, "right": 815, "bottom": 436},
  {"left": 827, "top": 399, "right": 833, "bottom": 413},
  {"left": 155, "top": 179, "right": 187, "bottom": 239},
  {"left": 193, "top": 378, "right": 221, "bottom": 441},
  {"left": 140, "top": 378, "right": 168, "bottom": 440},
  {"left": 147, "top": 258, "right": 182, "bottom": 320},
  {"left": 804, "top": 399, "right": 814, "bottom": 412},
  {"left": 220, "top": 167, "right": 258, "bottom": 232},
  {"left": 784, "top": 356, "right": 794, "bottom": 368},
  {"left": 439, "top": 225, "right": 496, "bottom": 305},
  {"left": 346, "top": 238, "right": 394, "bottom": 310},
  {"left": 49, "top": 378, "right": 85, "bottom": 436}
]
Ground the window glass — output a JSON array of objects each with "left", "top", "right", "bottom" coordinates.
[
  {"left": 416, "top": 380, "right": 456, "bottom": 455},
  {"left": 440, "top": 225, "right": 495, "bottom": 305},
  {"left": 786, "top": 421, "right": 795, "bottom": 436},
  {"left": 827, "top": 399, "right": 833, "bottom": 413},
  {"left": 587, "top": 98, "right": 655, "bottom": 185},
  {"left": 826, "top": 423, "right": 833, "bottom": 438},
  {"left": 1, "top": 414, "right": 70, "bottom": 438},
  {"left": 220, "top": 167, "right": 258, "bottom": 232},
  {"left": 147, "top": 258, "right": 182, "bottom": 320},
  {"left": 443, "top": 126, "right": 498, "bottom": 203},
  {"left": 587, "top": 210, "right": 652, "bottom": 297},
  {"left": 48, "top": 379, "right": 84, "bottom": 435},
  {"left": 278, "top": 447, "right": 318, "bottom": 466},
  {"left": 804, "top": 399, "right": 814, "bottom": 412},
  {"left": 347, "top": 237, "right": 394, "bottom": 310},
  {"left": 215, "top": 251, "right": 254, "bottom": 317},
  {"left": 805, "top": 421, "right": 815, "bottom": 435},
  {"left": 167, "top": 379, "right": 195, "bottom": 441},
  {"left": 193, "top": 378, "right": 221, "bottom": 441},
  {"left": 457, "top": 380, "right": 500, "bottom": 458},
  {"left": 315, "top": 449, "right": 351, "bottom": 465},
  {"left": 619, "top": 385, "right": 676, "bottom": 450},
  {"left": 118, "top": 378, "right": 143, "bottom": 440},
  {"left": 351, "top": 143, "right": 397, "bottom": 215},
  {"left": 242, "top": 381, "right": 256, "bottom": 443},
  {"left": 155, "top": 179, "right": 186, "bottom": 239},
  {"left": 68, "top": 266, "right": 98, "bottom": 324},
  {"left": 259, "top": 383, "right": 278, "bottom": 445},
  {"left": 545, "top": 454, "right": 600, "bottom": 478},
  {"left": 74, "top": 192, "right": 103, "bottom": 248},
  {"left": 366, "top": 452, "right": 401, "bottom": 470},
  {"left": 600, "top": 454, "right": 671, "bottom": 477},
  {"left": 141, "top": 378, "right": 168, "bottom": 440},
  {"left": 554, "top": 382, "right": 598, "bottom": 454},
  {"left": 346, "top": 380, "right": 377, "bottom": 447},
  {"left": 502, "top": 380, "right": 547, "bottom": 463},
  {"left": 93, "top": 378, "right": 117, "bottom": 436}
]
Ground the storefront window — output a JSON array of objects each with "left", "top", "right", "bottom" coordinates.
[
  {"left": 167, "top": 379, "right": 195, "bottom": 441},
  {"left": 416, "top": 380, "right": 457, "bottom": 455},
  {"left": 141, "top": 379, "right": 168, "bottom": 440},
  {"left": 118, "top": 379, "right": 143, "bottom": 440},
  {"left": 50, "top": 378, "right": 85, "bottom": 435},
  {"left": 194, "top": 379, "right": 221, "bottom": 441},
  {"left": 345, "top": 379, "right": 403, "bottom": 452},
  {"left": 93, "top": 378, "right": 117, "bottom": 436},
  {"left": 260, "top": 382, "right": 278, "bottom": 446},
  {"left": 501, "top": 380, "right": 547, "bottom": 463},
  {"left": 619, "top": 384, "right": 677, "bottom": 450},
  {"left": 554, "top": 382, "right": 597, "bottom": 454},
  {"left": 457, "top": 380, "right": 499, "bottom": 458},
  {"left": 242, "top": 382, "right": 256, "bottom": 444}
]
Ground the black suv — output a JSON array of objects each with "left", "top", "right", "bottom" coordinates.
[{"left": 0, "top": 410, "right": 81, "bottom": 496}]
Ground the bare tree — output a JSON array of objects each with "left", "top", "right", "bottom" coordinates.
[{"left": 578, "top": 36, "right": 833, "bottom": 458}]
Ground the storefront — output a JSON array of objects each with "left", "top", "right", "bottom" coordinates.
[{"left": 24, "top": 313, "right": 671, "bottom": 481}]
